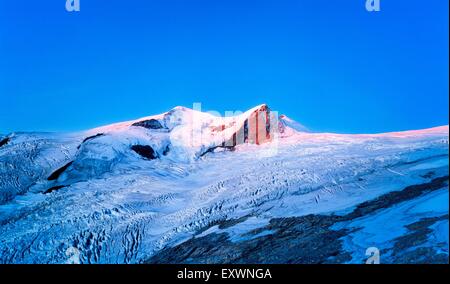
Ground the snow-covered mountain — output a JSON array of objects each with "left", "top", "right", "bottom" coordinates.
[{"left": 0, "top": 105, "right": 448, "bottom": 264}]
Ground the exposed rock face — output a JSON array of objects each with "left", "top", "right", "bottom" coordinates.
[
  {"left": 148, "top": 214, "right": 351, "bottom": 264},
  {"left": 0, "top": 105, "right": 447, "bottom": 264},
  {"left": 204, "top": 105, "right": 275, "bottom": 156},
  {"left": 77, "top": 133, "right": 105, "bottom": 149},
  {"left": 82, "top": 133, "right": 105, "bottom": 143},
  {"left": 44, "top": 185, "right": 68, "bottom": 194},
  {"left": 47, "top": 161, "right": 74, "bottom": 181},
  {"left": 131, "top": 145, "right": 158, "bottom": 160},
  {"left": 197, "top": 104, "right": 277, "bottom": 157},
  {"left": 345, "top": 176, "right": 449, "bottom": 220},
  {"left": 147, "top": 176, "right": 449, "bottom": 264},
  {"left": 387, "top": 215, "right": 449, "bottom": 264},
  {"left": 224, "top": 104, "right": 274, "bottom": 147},
  {"left": 132, "top": 119, "right": 164, "bottom": 130},
  {"left": 0, "top": 137, "right": 10, "bottom": 148}
]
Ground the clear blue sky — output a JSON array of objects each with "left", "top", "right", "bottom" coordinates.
[{"left": 0, "top": 0, "right": 448, "bottom": 134}]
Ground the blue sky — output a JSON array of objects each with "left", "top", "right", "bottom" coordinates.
[{"left": 0, "top": 0, "right": 448, "bottom": 134}]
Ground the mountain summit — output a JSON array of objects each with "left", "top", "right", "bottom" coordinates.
[
  {"left": 84, "top": 104, "right": 303, "bottom": 161},
  {"left": 0, "top": 105, "right": 448, "bottom": 264}
]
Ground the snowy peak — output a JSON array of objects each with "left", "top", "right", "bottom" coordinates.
[
  {"left": 1, "top": 104, "right": 292, "bottom": 201},
  {"left": 84, "top": 104, "right": 291, "bottom": 161},
  {"left": 279, "top": 114, "right": 310, "bottom": 133},
  {"left": 0, "top": 103, "right": 448, "bottom": 264},
  {"left": 2, "top": 104, "right": 446, "bottom": 198}
]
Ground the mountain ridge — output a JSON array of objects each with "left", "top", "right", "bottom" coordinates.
[{"left": 0, "top": 104, "right": 448, "bottom": 264}]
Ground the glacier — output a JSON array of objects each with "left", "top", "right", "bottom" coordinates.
[{"left": 0, "top": 104, "right": 448, "bottom": 264}]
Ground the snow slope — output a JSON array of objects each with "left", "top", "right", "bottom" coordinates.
[{"left": 0, "top": 105, "right": 448, "bottom": 264}]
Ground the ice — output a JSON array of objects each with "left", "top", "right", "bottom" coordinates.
[
  {"left": 0, "top": 105, "right": 448, "bottom": 263},
  {"left": 335, "top": 189, "right": 449, "bottom": 263}
]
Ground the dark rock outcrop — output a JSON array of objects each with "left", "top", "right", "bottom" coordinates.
[
  {"left": 44, "top": 185, "right": 68, "bottom": 194},
  {"left": 147, "top": 176, "right": 449, "bottom": 264},
  {"left": 386, "top": 214, "right": 449, "bottom": 264},
  {"left": 148, "top": 214, "right": 351, "bottom": 264},
  {"left": 0, "top": 137, "right": 10, "bottom": 148},
  {"left": 47, "top": 161, "right": 74, "bottom": 181},
  {"left": 346, "top": 176, "right": 449, "bottom": 220},
  {"left": 77, "top": 133, "right": 105, "bottom": 149},
  {"left": 222, "top": 104, "right": 272, "bottom": 147},
  {"left": 82, "top": 133, "right": 104, "bottom": 144},
  {"left": 131, "top": 145, "right": 158, "bottom": 160},
  {"left": 132, "top": 119, "right": 164, "bottom": 130}
]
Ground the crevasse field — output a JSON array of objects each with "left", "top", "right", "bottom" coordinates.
[{"left": 0, "top": 105, "right": 448, "bottom": 264}]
